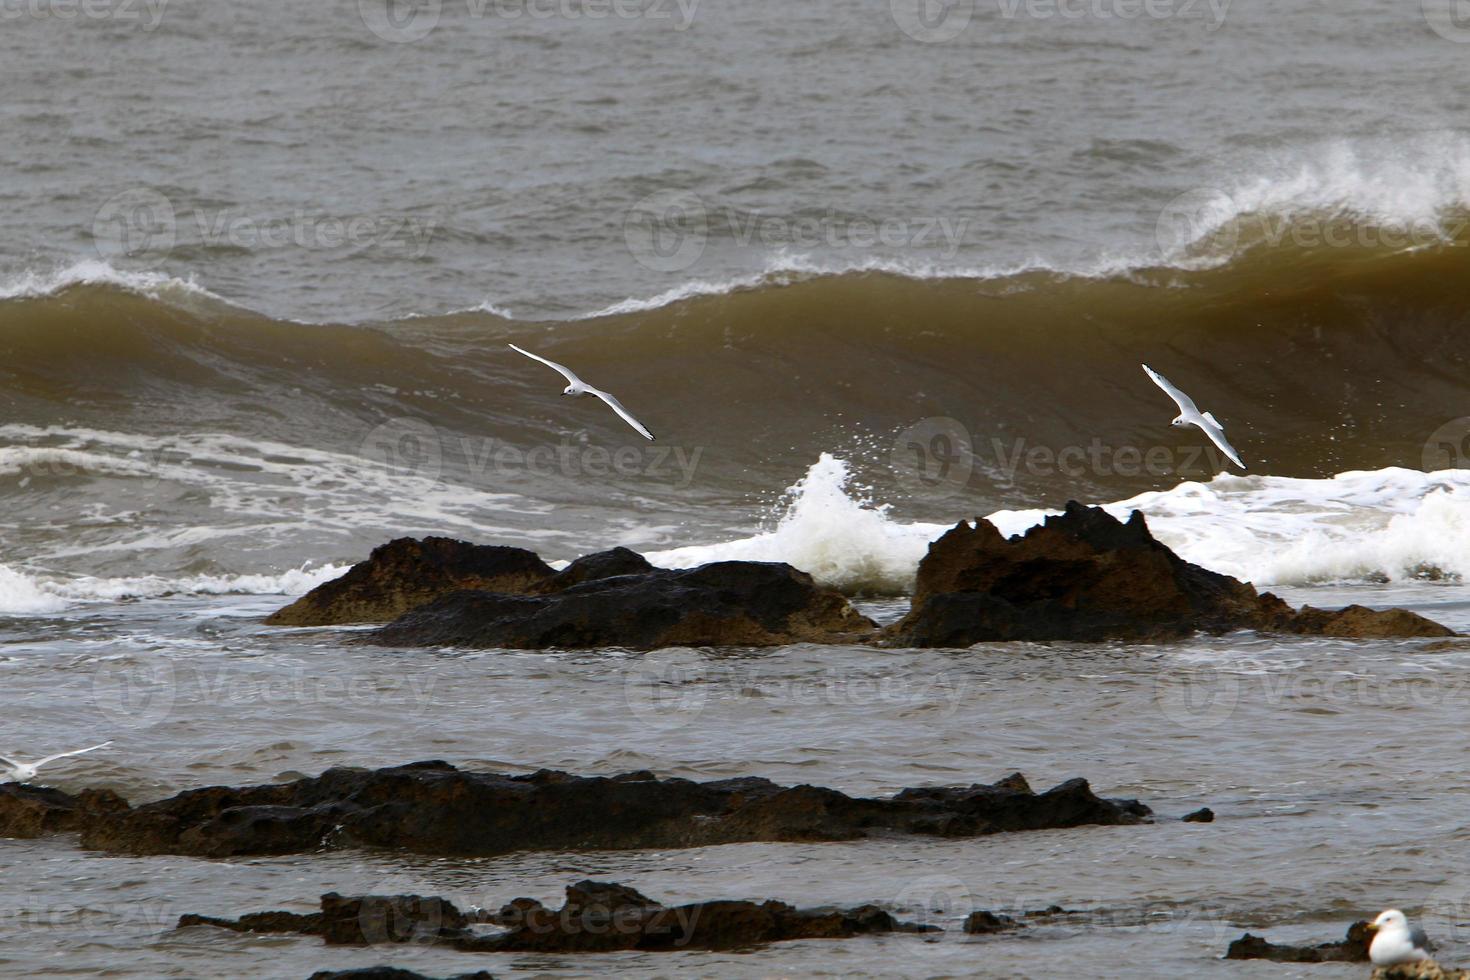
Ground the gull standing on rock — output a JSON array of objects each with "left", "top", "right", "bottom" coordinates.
[
  {"left": 0, "top": 741, "right": 112, "bottom": 783},
  {"left": 1141, "top": 363, "right": 1246, "bottom": 470},
  {"left": 1367, "top": 909, "right": 1435, "bottom": 966},
  {"left": 509, "top": 344, "right": 655, "bottom": 442}
]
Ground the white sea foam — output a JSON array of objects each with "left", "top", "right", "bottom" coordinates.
[
  {"left": 652, "top": 456, "right": 1470, "bottom": 594},
  {"left": 0, "top": 258, "right": 218, "bottom": 303},
  {"left": 0, "top": 562, "right": 348, "bottom": 616}
]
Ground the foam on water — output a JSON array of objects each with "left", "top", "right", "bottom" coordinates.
[
  {"left": 0, "top": 259, "right": 217, "bottom": 304},
  {"left": 653, "top": 456, "right": 1470, "bottom": 594},
  {"left": 648, "top": 454, "right": 947, "bottom": 593},
  {"left": 0, "top": 562, "right": 348, "bottom": 616}
]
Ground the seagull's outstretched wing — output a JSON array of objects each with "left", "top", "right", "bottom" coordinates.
[
  {"left": 32, "top": 741, "right": 112, "bottom": 768},
  {"left": 509, "top": 344, "right": 584, "bottom": 388},
  {"left": 589, "top": 387, "right": 655, "bottom": 441},
  {"left": 0, "top": 754, "right": 22, "bottom": 769},
  {"left": 1142, "top": 364, "right": 1200, "bottom": 417},
  {"left": 1193, "top": 416, "right": 1245, "bottom": 470}
]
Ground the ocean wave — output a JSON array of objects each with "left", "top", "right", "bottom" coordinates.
[{"left": 0, "top": 562, "right": 349, "bottom": 616}]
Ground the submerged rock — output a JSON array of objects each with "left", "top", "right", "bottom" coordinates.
[
  {"left": 371, "top": 560, "right": 876, "bottom": 650},
  {"left": 183, "top": 880, "right": 935, "bottom": 954},
  {"left": 887, "top": 503, "right": 1454, "bottom": 645},
  {"left": 963, "top": 910, "right": 1021, "bottom": 934},
  {"left": 307, "top": 971, "right": 493, "bottom": 980},
  {"left": 1373, "top": 963, "right": 1470, "bottom": 980},
  {"left": 72, "top": 762, "right": 1148, "bottom": 858},
  {"left": 265, "top": 537, "right": 554, "bottom": 627},
  {"left": 1182, "top": 807, "right": 1215, "bottom": 823},
  {"left": 1224, "top": 920, "right": 1371, "bottom": 962}
]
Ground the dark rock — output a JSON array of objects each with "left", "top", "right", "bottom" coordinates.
[
  {"left": 963, "top": 910, "right": 1021, "bottom": 934},
  {"left": 76, "top": 761, "right": 1148, "bottom": 858},
  {"left": 1182, "top": 807, "right": 1214, "bottom": 823},
  {"left": 307, "top": 970, "right": 494, "bottom": 980},
  {"left": 1224, "top": 920, "right": 1371, "bottom": 962},
  {"left": 266, "top": 537, "right": 554, "bottom": 626},
  {"left": 887, "top": 503, "right": 1454, "bottom": 645},
  {"left": 319, "top": 892, "right": 471, "bottom": 946},
  {"left": 371, "top": 560, "right": 877, "bottom": 649},
  {"left": 178, "top": 909, "right": 323, "bottom": 935},
  {"left": 535, "top": 547, "right": 655, "bottom": 592},
  {"left": 186, "top": 882, "right": 936, "bottom": 955},
  {"left": 0, "top": 784, "right": 127, "bottom": 838}
]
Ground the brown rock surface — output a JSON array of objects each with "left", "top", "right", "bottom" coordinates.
[
  {"left": 265, "top": 537, "right": 554, "bottom": 626},
  {"left": 887, "top": 503, "right": 1454, "bottom": 645}
]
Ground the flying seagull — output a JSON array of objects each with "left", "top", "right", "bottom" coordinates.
[
  {"left": 1141, "top": 364, "right": 1245, "bottom": 470},
  {"left": 0, "top": 741, "right": 112, "bottom": 783},
  {"left": 509, "top": 344, "right": 655, "bottom": 442},
  {"left": 1367, "top": 909, "right": 1435, "bottom": 966}
]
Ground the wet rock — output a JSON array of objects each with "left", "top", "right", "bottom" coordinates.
[
  {"left": 371, "top": 560, "right": 877, "bottom": 649},
  {"left": 1224, "top": 920, "right": 1371, "bottom": 962},
  {"left": 1182, "top": 807, "right": 1215, "bottom": 823},
  {"left": 1285, "top": 605, "right": 1455, "bottom": 639},
  {"left": 178, "top": 909, "right": 323, "bottom": 935},
  {"left": 1373, "top": 962, "right": 1470, "bottom": 980},
  {"left": 318, "top": 893, "right": 471, "bottom": 946},
  {"left": 266, "top": 537, "right": 554, "bottom": 627},
  {"left": 534, "top": 547, "right": 654, "bottom": 592},
  {"left": 307, "top": 970, "right": 494, "bottom": 980},
  {"left": 887, "top": 503, "right": 1454, "bottom": 645},
  {"left": 187, "top": 881, "right": 936, "bottom": 955},
  {"left": 963, "top": 910, "right": 1021, "bottom": 934},
  {"left": 77, "top": 761, "right": 1149, "bottom": 858},
  {"left": 0, "top": 784, "right": 127, "bottom": 838}
]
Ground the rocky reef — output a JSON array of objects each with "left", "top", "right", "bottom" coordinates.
[
  {"left": 0, "top": 762, "right": 1148, "bottom": 858},
  {"left": 179, "top": 880, "right": 935, "bottom": 954},
  {"left": 268, "top": 513, "right": 1452, "bottom": 648},
  {"left": 1224, "top": 920, "right": 1371, "bottom": 962},
  {"left": 370, "top": 558, "right": 875, "bottom": 650},
  {"left": 886, "top": 503, "right": 1454, "bottom": 645}
]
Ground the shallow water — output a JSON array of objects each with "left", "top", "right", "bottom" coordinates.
[
  {"left": 2, "top": 587, "right": 1469, "bottom": 977},
  {"left": 6, "top": 0, "right": 1470, "bottom": 976}
]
